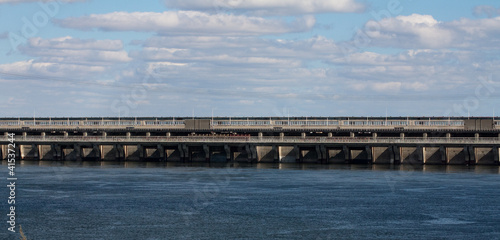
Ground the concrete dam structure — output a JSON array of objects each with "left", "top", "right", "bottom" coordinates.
[{"left": 1, "top": 117, "right": 500, "bottom": 165}]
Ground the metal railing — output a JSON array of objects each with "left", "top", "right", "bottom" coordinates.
[{"left": 5, "top": 136, "right": 500, "bottom": 144}]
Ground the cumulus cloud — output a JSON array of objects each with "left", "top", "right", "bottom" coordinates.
[
  {"left": 362, "top": 13, "right": 500, "bottom": 49},
  {"left": 55, "top": 11, "right": 316, "bottom": 36},
  {"left": 163, "top": 0, "right": 366, "bottom": 15}
]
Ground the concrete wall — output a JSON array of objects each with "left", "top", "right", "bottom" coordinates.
[
  {"left": 401, "top": 147, "right": 422, "bottom": 165},
  {"left": 38, "top": 145, "right": 54, "bottom": 160},
  {"left": 101, "top": 145, "right": 122, "bottom": 161},
  {"left": 20, "top": 144, "right": 38, "bottom": 160},
  {"left": 475, "top": 147, "right": 497, "bottom": 165},
  {"left": 301, "top": 147, "right": 319, "bottom": 163},
  {"left": 256, "top": 146, "right": 275, "bottom": 163},
  {"left": 446, "top": 147, "right": 466, "bottom": 165},
  {"left": 166, "top": 147, "right": 182, "bottom": 162},
  {"left": 372, "top": 147, "right": 393, "bottom": 164},
  {"left": 124, "top": 145, "right": 142, "bottom": 161},
  {"left": 63, "top": 145, "right": 80, "bottom": 161},
  {"left": 327, "top": 148, "right": 346, "bottom": 163},
  {"left": 423, "top": 147, "right": 443, "bottom": 165},
  {"left": 350, "top": 148, "right": 370, "bottom": 163},
  {"left": 210, "top": 146, "right": 227, "bottom": 162},
  {"left": 279, "top": 146, "right": 297, "bottom": 163}
]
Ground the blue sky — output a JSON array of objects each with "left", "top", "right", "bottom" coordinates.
[{"left": 1, "top": 0, "right": 500, "bottom": 118}]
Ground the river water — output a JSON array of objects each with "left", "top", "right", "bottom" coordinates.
[{"left": 2, "top": 161, "right": 500, "bottom": 239}]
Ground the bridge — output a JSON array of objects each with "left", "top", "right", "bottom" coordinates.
[{"left": 1, "top": 117, "right": 499, "bottom": 165}]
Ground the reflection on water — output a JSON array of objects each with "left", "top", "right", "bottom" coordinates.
[{"left": 9, "top": 160, "right": 500, "bottom": 174}]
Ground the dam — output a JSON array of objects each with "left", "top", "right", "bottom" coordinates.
[{"left": 1, "top": 117, "right": 499, "bottom": 165}]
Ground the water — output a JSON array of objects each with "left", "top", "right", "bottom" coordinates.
[{"left": 2, "top": 161, "right": 500, "bottom": 240}]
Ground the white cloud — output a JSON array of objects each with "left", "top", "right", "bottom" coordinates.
[
  {"left": 164, "top": 0, "right": 366, "bottom": 15},
  {"left": 18, "top": 37, "right": 132, "bottom": 64},
  {"left": 55, "top": 11, "right": 316, "bottom": 36},
  {"left": 362, "top": 13, "right": 500, "bottom": 49}
]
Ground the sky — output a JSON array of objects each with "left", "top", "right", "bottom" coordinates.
[{"left": 0, "top": 0, "right": 499, "bottom": 118}]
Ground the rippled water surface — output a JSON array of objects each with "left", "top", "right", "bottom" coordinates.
[{"left": 2, "top": 161, "right": 500, "bottom": 239}]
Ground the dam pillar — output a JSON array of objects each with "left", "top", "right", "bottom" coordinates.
[
  {"left": 393, "top": 145, "right": 401, "bottom": 164},
  {"left": 245, "top": 144, "right": 256, "bottom": 162},
  {"left": 158, "top": 144, "right": 165, "bottom": 161},
  {"left": 53, "top": 144, "right": 62, "bottom": 160},
  {"left": 224, "top": 144, "right": 231, "bottom": 161},
  {"left": 365, "top": 146, "right": 372, "bottom": 163},
  {"left": 343, "top": 145, "right": 350, "bottom": 163},
  {"left": 203, "top": 144, "right": 210, "bottom": 161}
]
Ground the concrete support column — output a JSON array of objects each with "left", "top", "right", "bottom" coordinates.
[
  {"left": 350, "top": 132, "right": 355, "bottom": 138},
  {"left": 158, "top": 144, "right": 165, "bottom": 161},
  {"left": 203, "top": 144, "right": 210, "bottom": 161},
  {"left": 83, "top": 132, "right": 88, "bottom": 137},
  {"left": 301, "top": 132, "right": 306, "bottom": 139},
  {"left": 146, "top": 132, "right": 151, "bottom": 137},
  {"left": 423, "top": 133, "right": 428, "bottom": 139},
  {"left": 224, "top": 144, "right": 231, "bottom": 161},
  {"left": 328, "top": 132, "right": 333, "bottom": 138},
  {"left": 293, "top": 145, "right": 300, "bottom": 163},
  {"left": 166, "top": 132, "right": 171, "bottom": 137},
  {"left": 372, "top": 133, "right": 377, "bottom": 139}
]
